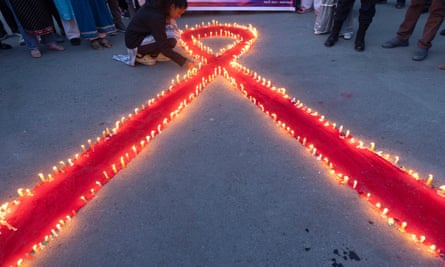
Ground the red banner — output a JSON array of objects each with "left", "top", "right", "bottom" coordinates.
[{"left": 188, "top": 0, "right": 296, "bottom": 11}]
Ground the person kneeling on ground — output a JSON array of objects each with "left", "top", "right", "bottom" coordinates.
[{"left": 124, "top": 0, "right": 195, "bottom": 68}]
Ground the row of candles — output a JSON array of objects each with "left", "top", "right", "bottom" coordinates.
[{"left": 1, "top": 21, "right": 444, "bottom": 266}]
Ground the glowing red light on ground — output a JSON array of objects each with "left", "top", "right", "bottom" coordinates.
[{"left": 1, "top": 22, "right": 444, "bottom": 266}]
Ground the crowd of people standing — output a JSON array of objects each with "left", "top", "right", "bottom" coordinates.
[
  {"left": 297, "top": 0, "right": 444, "bottom": 69},
  {"left": 0, "top": 0, "right": 444, "bottom": 69},
  {"left": 0, "top": 0, "right": 133, "bottom": 57}
]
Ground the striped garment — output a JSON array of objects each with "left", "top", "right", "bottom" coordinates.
[{"left": 8, "top": 0, "right": 54, "bottom": 35}]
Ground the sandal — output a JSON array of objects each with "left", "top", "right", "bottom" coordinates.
[
  {"left": 99, "top": 38, "right": 112, "bottom": 48},
  {"left": 135, "top": 54, "right": 156, "bottom": 66},
  {"left": 154, "top": 53, "right": 171, "bottom": 62},
  {"left": 90, "top": 39, "right": 103, "bottom": 50},
  {"left": 46, "top": 43, "right": 65, "bottom": 51},
  {"left": 296, "top": 7, "right": 312, "bottom": 14},
  {"left": 30, "top": 49, "right": 42, "bottom": 58}
]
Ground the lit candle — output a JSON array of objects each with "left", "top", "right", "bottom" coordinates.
[
  {"left": 426, "top": 174, "right": 433, "bottom": 186},
  {"left": 120, "top": 156, "right": 126, "bottom": 168},
  {"left": 88, "top": 139, "right": 94, "bottom": 150},
  {"left": 400, "top": 221, "right": 407, "bottom": 232},
  {"left": 38, "top": 173, "right": 46, "bottom": 182},
  {"left": 388, "top": 217, "right": 395, "bottom": 226}
]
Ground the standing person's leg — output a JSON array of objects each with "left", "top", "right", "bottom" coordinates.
[
  {"left": 107, "top": 0, "right": 126, "bottom": 31},
  {"left": 382, "top": 0, "right": 426, "bottom": 47},
  {"left": 52, "top": 0, "right": 81, "bottom": 44},
  {"left": 125, "top": 0, "right": 136, "bottom": 17},
  {"left": 0, "top": 0, "right": 19, "bottom": 34},
  {"left": 324, "top": 0, "right": 355, "bottom": 46},
  {"left": 396, "top": 0, "right": 427, "bottom": 41},
  {"left": 340, "top": 9, "right": 354, "bottom": 39},
  {"left": 70, "top": 0, "right": 101, "bottom": 48},
  {"left": 40, "top": 32, "right": 65, "bottom": 50},
  {"left": 297, "top": 0, "right": 313, "bottom": 13},
  {"left": 62, "top": 19, "right": 81, "bottom": 45},
  {"left": 4, "top": 0, "right": 40, "bottom": 56},
  {"left": 45, "top": 0, "right": 66, "bottom": 43},
  {"left": 354, "top": 0, "right": 376, "bottom": 51},
  {"left": 417, "top": 0, "right": 445, "bottom": 48},
  {"left": 412, "top": 0, "right": 445, "bottom": 60},
  {"left": 0, "top": 20, "right": 7, "bottom": 39}
]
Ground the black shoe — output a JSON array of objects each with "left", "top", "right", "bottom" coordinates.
[
  {"left": 0, "top": 42, "right": 12, "bottom": 49},
  {"left": 376, "top": 0, "right": 387, "bottom": 4},
  {"left": 382, "top": 37, "right": 409, "bottom": 48},
  {"left": 324, "top": 35, "right": 338, "bottom": 47},
  {"left": 412, "top": 47, "right": 428, "bottom": 61},
  {"left": 354, "top": 41, "right": 365, "bottom": 52},
  {"left": 440, "top": 29, "right": 445, "bottom": 36},
  {"left": 70, "top": 38, "right": 81, "bottom": 46},
  {"left": 395, "top": 2, "right": 405, "bottom": 8}
]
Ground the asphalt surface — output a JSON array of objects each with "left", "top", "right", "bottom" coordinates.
[{"left": 1, "top": 4, "right": 445, "bottom": 267}]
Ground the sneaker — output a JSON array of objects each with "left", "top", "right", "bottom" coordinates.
[
  {"left": 30, "top": 49, "right": 42, "bottom": 58},
  {"left": 136, "top": 54, "right": 156, "bottom": 66},
  {"left": 340, "top": 32, "right": 353, "bottom": 40},
  {"left": 296, "top": 7, "right": 312, "bottom": 14},
  {"left": 440, "top": 29, "right": 445, "bottom": 36},
  {"left": 381, "top": 37, "right": 409, "bottom": 48},
  {"left": 412, "top": 47, "right": 428, "bottom": 61},
  {"left": 155, "top": 53, "right": 171, "bottom": 62}
]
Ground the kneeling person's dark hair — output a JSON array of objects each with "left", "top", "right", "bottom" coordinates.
[{"left": 161, "top": 0, "right": 188, "bottom": 14}]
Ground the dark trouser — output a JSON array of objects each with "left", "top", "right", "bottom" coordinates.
[
  {"left": 108, "top": 0, "right": 124, "bottom": 27},
  {"left": 45, "top": 0, "right": 64, "bottom": 34},
  {"left": 397, "top": 0, "right": 445, "bottom": 48},
  {"left": 334, "top": 0, "right": 376, "bottom": 25},
  {"left": 138, "top": 38, "right": 177, "bottom": 56},
  {"left": 0, "top": 0, "right": 19, "bottom": 33}
]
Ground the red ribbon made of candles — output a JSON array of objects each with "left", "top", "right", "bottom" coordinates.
[{"left": 1, "top": 23, "right": 444, "bottom": 266}]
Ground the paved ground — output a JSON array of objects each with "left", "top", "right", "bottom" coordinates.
[{"left": 1, "top": 4, "right": 445, "bottom": 267}]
